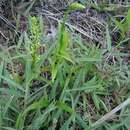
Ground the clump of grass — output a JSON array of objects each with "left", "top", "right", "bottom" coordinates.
[{"left": 0, "top": 2, "right": 130, "bottom": 130}]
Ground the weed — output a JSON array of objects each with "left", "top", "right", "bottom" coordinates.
[{"left": 0, "top": 1, "right": 130, "bottom": 130}]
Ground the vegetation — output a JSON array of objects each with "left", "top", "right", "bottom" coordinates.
[{"left": 0, "top": 1, "right": 130, "bottom": 130}]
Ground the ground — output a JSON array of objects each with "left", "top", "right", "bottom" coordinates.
[{"left": 0, "top": 1, "right": 130, "bottom": 130}]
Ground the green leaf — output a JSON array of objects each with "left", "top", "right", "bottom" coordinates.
[
  {"left": 24, "top": 98, "right": 49, "bottom": 114},
  {"left": 3, "top": 96, "right": 14, "bottom": 117},
  {"left": 0, "top": 88, "right": 23, "bottom": 97},
  {"left": 27, "top": 104, "right": 56, "bottom": 130},
  {"left": 59, "top": 29, "right": 69, "bottom": 52},
  {"left": 16, "top": 98, "right": 49, "bottom": 130},
  {"left": 126, "top": 9, "right": 130, "bottom": 26},
  {"left": 100, "top": 99, "right": 108, "bottom": 112},
  {"left": 77, "top": 57, "right": 101, "bottom": 62},
  {"left": 0, "top": 61, "right": 4, "bottom": 87},
  {"left": 92, "top": 93, "right": 100, "bottom": 110},
  {"left": 68, "top": 2, "right": 85, "bottom": 11},
  {"left": 76, "top": 114, "right": 88, "bottom": 128},
  {"left": 51, "top": 63, "right": 58, "bottom": 83},
  {"left": 15, "top": 113, "right": 24, "bottom": 130},
  {"left": 115, "top": 19, "right": 125, "bottom": 36},
  {"left": 25, "top": 58, "right": 33, "bottom": 84},
  {"left": 57, "top": 101, "right": 74, "bottom": 113},
  {"left": 2, "top": 127, "right": 16, "bottom": 130},
  {"left": 0, "top": 75, "right": 25, "bottom": 92},
  {"left": 65, "top": 77, "right": 102, "bottom": 92},
  {"left": 58, "top": 28, "right": 73, "bottom": 63},
  {"left": 60, "top": 115, "right": 74, "bottom": 130},
  {"left": 17, "top": 34, "right": 24, "bottom": 48},
  {"left": 59, "top": 52, "right": 73, "bottom": 63}
]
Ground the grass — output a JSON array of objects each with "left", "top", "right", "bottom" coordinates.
[{"left": 0, "top": 1, "right": 130, "bottom": 130}]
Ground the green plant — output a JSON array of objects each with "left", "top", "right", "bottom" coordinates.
[
  {"left": 115, "top": 9, "right": 130, "bottom": 41},
  {"left": 51, "top": 2, "right": 85, "bottom": 82},
  {"left": 0, "top": 1, "right": 130, "bottom": 130}
]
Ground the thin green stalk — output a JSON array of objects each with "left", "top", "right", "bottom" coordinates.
[{"left": 24, "top": 84, "right": 30, "bottom": 108}]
